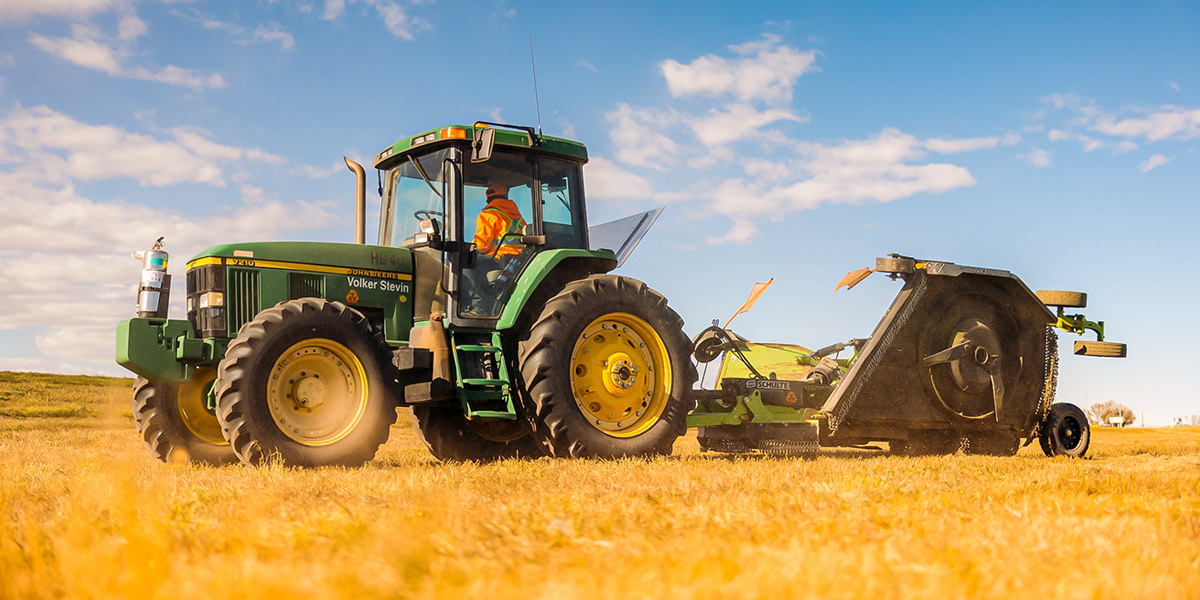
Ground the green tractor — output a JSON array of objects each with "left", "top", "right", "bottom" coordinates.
[{"left": 117, "top": 122, "right": 697, "bottom": 466}]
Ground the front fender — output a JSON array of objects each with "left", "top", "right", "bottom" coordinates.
[{"left": 497, "top": 249, "right": 617, "bottom": 330}]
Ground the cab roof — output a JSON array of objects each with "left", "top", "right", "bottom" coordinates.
[{"left": 375, "top": 124, "right": 588, "bottom": 169}]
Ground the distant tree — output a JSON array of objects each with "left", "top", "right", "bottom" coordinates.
[{"left": 1087, "top": 401, "right": 1136, "bottom": 426}]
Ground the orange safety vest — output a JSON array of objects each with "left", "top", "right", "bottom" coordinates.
[{"left": 474, "top": 198, "right": 527, "bottom": 258}]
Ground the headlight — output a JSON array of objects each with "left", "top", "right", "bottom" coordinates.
[{"left": 198, "top": 292, "right": 224, "bottom": 309}]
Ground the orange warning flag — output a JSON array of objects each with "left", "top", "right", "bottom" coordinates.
[
  {"left": 724, "top": 278, "right": 773, "bottom": 328},
  {"left": 835, "top": 267, "right": 874, "bottom": 293}
]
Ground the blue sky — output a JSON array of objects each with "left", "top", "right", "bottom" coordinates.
[{"left": 0, "top": 1, "right": 1196, "bottom": 425}]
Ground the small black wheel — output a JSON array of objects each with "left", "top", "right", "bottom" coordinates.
[
  {"left": 215, "top": 299, "right": 399, "bottom": 467},
  {"left": 517, "top": 274, "right": 697, "bottom": 458},
  {"left": 411, "top": 407, "right": 544, "bottom": 462},
  {"left": 133, "top": 368, "right": 238, "bottom": 465},
  {"left": 414, "top": 209, "right": 443, "bottom": 221},
  {"left": 963, "top": 432, "right": 1020, "bottom": 456},
  {"left": 1039, "top": 402, "right": 1090, "bottom": 458},
  {"left": 1035, "top": 290, "right": 1087, "bottom": 308},
  {"left": 691, "top": 327, "right": 724, "bottom": 364}
]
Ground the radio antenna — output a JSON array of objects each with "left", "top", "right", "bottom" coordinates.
[{"left": 529, "top": 37, "right": 542, "bottom": 136}]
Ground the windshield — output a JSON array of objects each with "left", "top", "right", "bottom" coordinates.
[{"left": 380, "top": 148, "right": 450, "bottom": 247}]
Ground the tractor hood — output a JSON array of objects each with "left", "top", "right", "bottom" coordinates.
[{"left": 187, "top": 241, "right": 413, "bottom": 274}]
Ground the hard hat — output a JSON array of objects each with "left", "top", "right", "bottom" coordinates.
[{"left": 486, "top": 184, "right": 509, "bottom": 200}]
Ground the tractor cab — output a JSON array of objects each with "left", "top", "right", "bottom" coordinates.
[{"left": 376, "top": 123, "right": 590, "bottom": 323}]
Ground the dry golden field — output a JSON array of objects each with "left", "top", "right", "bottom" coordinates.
[{"left": 1, "top": 371, "right": 1197, "bottom": 600}]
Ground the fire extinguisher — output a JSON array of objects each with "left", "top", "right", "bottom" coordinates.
[{"left": 133, "top": 237, "right": 171, "bottom": 318}]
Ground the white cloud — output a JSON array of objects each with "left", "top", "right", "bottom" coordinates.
[
  {"left": 1021, "top": 148, "right": 1052, "bottom": 168},
  {"left": 660, "top": 34, "right": 818, "bottom": 104},
  {"left": 30, "top": 25, "right": 121, "bottom": 73},
  {"left": 578, "top": 59, "right": 597, "bottom": 73},
  {"left": 683, "top": 129, "right": 977, "bottom": 242},
  {"left": 118, "top": 14, "right": 147, "bottom": 41},
  {"left": 0, "top": 0, "right": 116, "bottom": 22},
  {"left": 1040, "top": 95, "right": 1200, "bottom": 143},
  {"left": 583, "top": 157, "right": 653, "bottom": 200},
  {"left": 322, "top": 0, "right": 346, "bottom": 20},
  {"left": 924, "top": 136, "right": 1000, "bottom": 153},
  {"left": 1091, "top": 106, "right": 1200, "bottom": 142},
  {"left": 1166, "top": 80, "right": 1181, "bottom": 92},
  {"left": 179, "top": 11, "right": 295, "bottom": 51},
  {"left": 606, "top": 103, "right": 681, "bottom": 171},
  {"left": 375, "top": 1, "right": 429, "bottom": 39},
  {"left": 30, "top": 23, "right": 226, "bottom": 90},
  {"left": 1114, "top": 140, "right": 1138, "bottom": 153},
  {"left": 1139, "top": 154, "right": 1174, "bottom": 173},
  {"left": 1047, "top": 125, "right": 1141, "bottom": 154},
  {"left": 0, "top": 106, "right": 282, "bottom": 187},
  {"left": 705, "top": 220, "right": 758, "bottom": 245},
  {"left": 253, "top": 24, "right": 295, "bottom": 50},
  {"left": 687, "top": 103, "right": 807, "bottom": 147},
  {"left": 605, "top": 35, "right": 986, "bottom": 244},
  {"left": 0, "top": 108, "right": 338, "bottom": 372}
]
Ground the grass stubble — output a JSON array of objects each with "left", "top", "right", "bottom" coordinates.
[{"left": 0, "top": 372, "right": 1197, "bottom": 599}]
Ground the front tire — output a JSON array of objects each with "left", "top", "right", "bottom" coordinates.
[
  {"left": 411, "top": 407, "right": 544, "bottom": 462},
  {"left": 1039, "top": 402, "right": 1090, "bottom": 458},
  {"left": 133, "top": 368, "right": 237, "bottom": 465},
  {"left": 215, "top": 299, "right": 398, "bottom": 467},
  {"left": 517, "top": 274, "right": 696, "bottom": 458}
]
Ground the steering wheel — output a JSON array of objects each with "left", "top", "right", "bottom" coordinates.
[{"left": 414, "top": 209, "right": 443, "bottom": 220}]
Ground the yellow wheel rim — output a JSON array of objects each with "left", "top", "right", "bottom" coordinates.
[
  {"left": 178, "top": 367, "right": 227, "bottom": 446},
  {"left": 570, "top": 312, "right": 672, "bottom": 438},
  {"left": 267, "top": 338, "right": 369, "bottom": 446}
]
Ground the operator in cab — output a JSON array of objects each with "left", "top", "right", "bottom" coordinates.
[{"left": 474, "top": 184, "right": 526, "bottom": 260}]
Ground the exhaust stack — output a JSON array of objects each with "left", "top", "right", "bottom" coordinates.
[{"left": 344, "top": 157, "right": 366, "bottom": 244}]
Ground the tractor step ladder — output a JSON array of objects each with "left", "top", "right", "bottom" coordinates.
[{"left": 450, "top": 331, "right": 518, "bottom": 420}]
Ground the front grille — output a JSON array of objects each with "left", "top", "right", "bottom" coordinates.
[
  {"left": 227, "top": 268, "right": 260, "bottom": 335},
  {"left": 187, "top": 264, "right": 226, "bottom": 338}
]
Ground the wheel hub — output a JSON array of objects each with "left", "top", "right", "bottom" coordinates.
[
  {"left": 570, "top": 314, "right": 671, "bottom": 437},
  {"left": 267, "top": 339, "right": 368, "bottom": 446},
  {"left": 291, "top": 374, "right": 327, "bottom": 408},
  {"left": 607, "top": 356, "right": 638, "bottom": 391},
  {"left": 922, "top": 317, "right": 1008, "bottom": 419}
]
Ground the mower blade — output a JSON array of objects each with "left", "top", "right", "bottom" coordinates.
[
  {"left": 989, "top": 358, "right": 1005, "bottom": 420},
  {"left": 921, "top": 341, "right": 970, "bottom": 367}
]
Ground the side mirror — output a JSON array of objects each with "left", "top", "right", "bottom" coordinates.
[
  {"left": 419, "top": 218, "right": 441, "bottom": 237},
  {"left": 411, "top": 218, "right": 443, "bottom": 249},
  {"left": 472, "top": 127, "right": 495, "bottom": 163}
]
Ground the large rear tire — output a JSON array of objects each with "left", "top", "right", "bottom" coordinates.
[
  {"left": 411, "top": 407, "right": 544, "bottom": 462},
  {"left": 517, "top": 274, "right": 696, "bottom": 458},
  {"left": 133, "top": 368, "right": 238, "bottom": 465},
  {"left": 215, "top": 299, "right": 398, "bottom": 467},
  {"left": 1039, "top": 402, "right": 1090, "bottom": 458}
]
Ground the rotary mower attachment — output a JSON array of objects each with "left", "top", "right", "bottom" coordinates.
[{"left": 686, "top": 254, "right": 1126, "bottom": 459}]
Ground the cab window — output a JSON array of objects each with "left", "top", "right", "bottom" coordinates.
[{"left": 539, "top": 157, "right": 585, "bottom": 249}]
